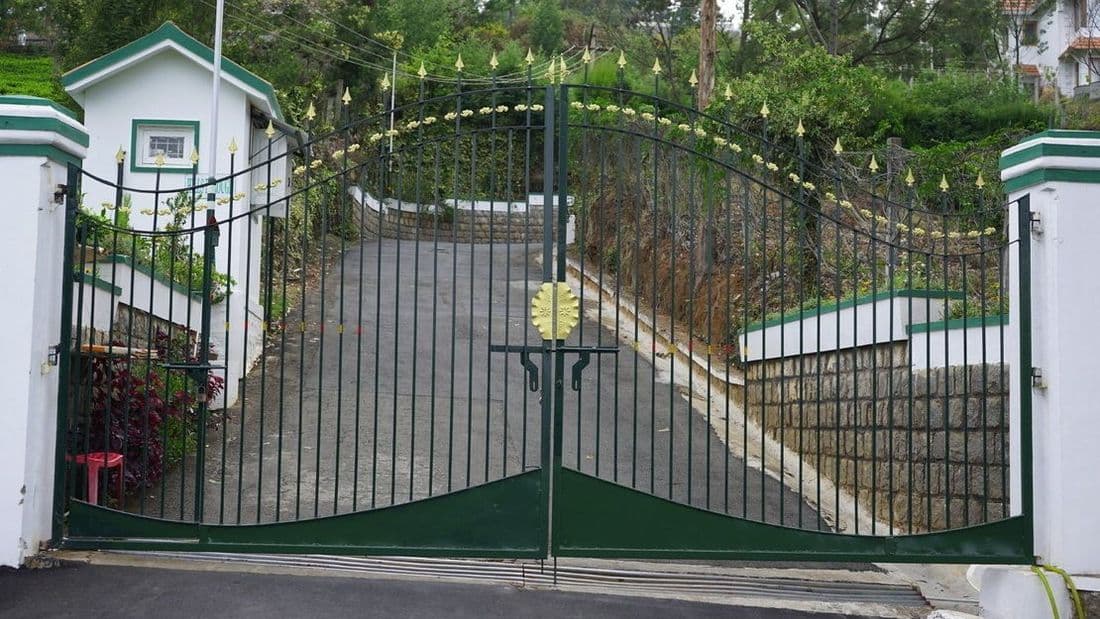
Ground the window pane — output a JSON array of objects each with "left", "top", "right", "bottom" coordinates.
[{"left": 148, "top": 135, "right": 185, "bottom": 159}]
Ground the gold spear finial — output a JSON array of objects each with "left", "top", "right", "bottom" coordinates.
[
  {"left": 689, "top": 69, "right": 698, "bottom": 87},
  {"left": 905, "top": 168, "right": 915, "bottom": 187},
  {"left": 939, "top": 174, "right": 950, "bottom": 192},
  {"left": 228, "top": 137, "right": 238, "bottom": 154},
  {"left": 833, "top": 138, "right": 843, "bottom": 155},
  {"left": 190, "top": 148, "right": 199, "bottom": 165},
  {"left": 115, "top": 147, "right": 126, "bottom": 164},
  {"left": 869, "top": 154, "right": 879, "bottom": 173},
  {"left": 526, "top": 48, "right": 535, "bottom": 65},
  {"left": 617, "top": 50, "right": 627, "bottom": 68},
  {"left": 760, "top": 101, "right": 769, "bottom": 118},
  {"left": 652, "top": 57, "right": 662, "bottom": 74},
  {"left": 490, "top": 51, "right": 499, "bottom": 70},
  {"left": 976, "top": 171, "right": 986, "bottom": 188},
  {"left": 455, "top": 54, "right": 464, "bottom": 72},
  {"left": 380, "top": 73, "right": 390, "bottom": 91},
  {"left": 582, "top": 47, "right": 592, "bottom": 64},
  {"left": 724, "top": 83, "right": 732, "bottom": 100},
  {"left": 417, "top": 61, "right": 427, "bottom": 80},
  {"left": 306, "top": 101, "right": 316, "bottom": 121},
  {"left": 558, "top": 54, "right": 567, "bottom": 77},
  {"left": 154, "top": 152, "right": 165, "bottom": 167},
  {"left": 341, "top": 87, "right": 351, "bottom": 105},
  {"left": 795, "top": 119, "right": 805, "bottom": 137},
  {"left": 264, "top": 119, "right": 275, "bottom": 139}
]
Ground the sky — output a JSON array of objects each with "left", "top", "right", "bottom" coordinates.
[{"left": 718, "top": 0, "right": 744, "bottom": 29}]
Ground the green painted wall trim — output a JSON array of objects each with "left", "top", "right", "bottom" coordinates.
[
  {"left": 99, "top": 254, "right": 203, "bottom": 299},
  {"left": 1021, "top": 130, "right": 1100, "bottom": 141},
  {"left": 0, "top": 144, "right": 83, "bottom": 167},
  {"left": 1002, "top": 168, "right": 1100, "bottom": 193},
  {"left": 553, "top": 469, "right": 1032, "bottom": 563},
  {"left": 740, "top": 289, "right": 965, "bottom": 335},
  {"left": 74, "top": 271, "right": 122, "bottom": 295},
  {"left": 907, "top": 314, "right": 1007, "bottom": 335},
  {"left": 64, "top": 470, "right": 546, "bottom": 558},
  {"left": 0, "top": 95, "right": 80, "bottom": 120},
  {"left": 0, "top": 115, "right": 89, "bottom": 147},
  {"left": 999, "top": 142, "right": 1100, "bottom": 170},
  {"left": 62, "top": 22, "right": 282, "bottom": 120},
  {"left": 129, "top": 118, "right": 200, "bottom": 174}
]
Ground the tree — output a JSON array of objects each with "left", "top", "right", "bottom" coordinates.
[
  {"left": 788, "top": 0, "right": 946, "bottom": 63},
  {"left": 697, "top": 0, "right": 717, "bottom": 107},
  {"left": 738, "top": 0, "right": 994, "bottom": 69},
  {"left": 529, "top": 0, "right": 564, "bottom": 54}
]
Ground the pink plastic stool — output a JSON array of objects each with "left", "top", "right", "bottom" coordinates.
[{"left": 73, "top": 452, "right": 124, "bottom": 505}]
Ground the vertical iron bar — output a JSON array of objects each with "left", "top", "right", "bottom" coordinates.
[
  {"left": 51, "top": 164, "right": 81, "bottom": 542},
  {"left": 335, "top": 102, "right": 350, "bottom": 513},
  {"left": 540, "top": 84, "right": 556, "bottom": 556},
  {"left": 1016, "top": 195, "right": 1034, "bottom": 546},
  {"left": 392, "top": 123, "right": 405, "bottom": 504},
  {"left": 295, "top": 140, "right": 309, "bottom": 519},
  {"left": 411, "top": 83, "right": 426, "bottom": 500},
  {"left": 193, "top": 209, "right": 217, "bottom": 522}
]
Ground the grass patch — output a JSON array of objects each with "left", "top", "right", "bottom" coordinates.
[{"left": 0, "top": 53, "right": 79, "bottom": 111}]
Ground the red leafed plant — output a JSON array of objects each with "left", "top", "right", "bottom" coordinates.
[{"left": 72, "top": 329, "right": 224, "bottom": 503}]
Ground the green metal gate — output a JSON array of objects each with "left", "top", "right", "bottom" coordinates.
[{"left": 53, "top": 70, "right": 1033, "bottom": 563}]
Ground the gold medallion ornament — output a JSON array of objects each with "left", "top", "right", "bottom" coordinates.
[{"left": 531, "top": 282, "right": 580, "bottom": 341}]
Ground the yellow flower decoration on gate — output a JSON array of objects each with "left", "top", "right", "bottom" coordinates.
[{"left": 531, "top": 282, "right": 580, "bottom": 341}]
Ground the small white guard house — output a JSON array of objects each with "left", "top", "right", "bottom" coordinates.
[{"left": 61, "top": 22, "right": 302, "bottom": 409}]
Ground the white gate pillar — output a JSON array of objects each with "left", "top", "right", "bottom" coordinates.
[
  {"left": 0, "top": 96, "right": 87, "bottom": 567},
  {"left": 976, "top": 130, "right": 1100, "bottom": 617}
]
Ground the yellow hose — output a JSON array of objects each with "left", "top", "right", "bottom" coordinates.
[{"left": 1030, "top": 564, "right": 1086, "bottom": 619}]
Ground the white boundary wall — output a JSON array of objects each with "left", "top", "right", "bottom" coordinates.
[
  {"left": 0, "top": 97, "right": 87, "bottom": 567},
  {"left": 738, "top": 292, "right": 1003, "bottom": 369},
  {"left": 975, "top": 131, "right": 1100, "bottom": 615}
]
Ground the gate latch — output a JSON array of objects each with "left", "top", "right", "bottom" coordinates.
[
  {"left": 161, "top": 362, "right": 225, "bottom": 385},
  {"left": 1031, "top": 366, "right": 1046, "bottom": 389}
]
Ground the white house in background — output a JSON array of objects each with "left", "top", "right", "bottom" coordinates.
[
  {"left": 61, "top": 22, "right": 303, "bottom": 409},
  {"left": 1003, "top": 0, "right": 1100, "bottom": 98}
]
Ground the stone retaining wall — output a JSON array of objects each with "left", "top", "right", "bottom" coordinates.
[
  {"left": 745, "top": 340, "right": 1008, "bottom": 531},
  {"left": 362, "top": 205, "right": 556, "bottom": 243},
  {"left": 111, "top": 304, "right": 197, "bottom": 352}
]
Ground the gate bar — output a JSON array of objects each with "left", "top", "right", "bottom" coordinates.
[
  {"left": 1016, "top": 195, "right": 1035, "bottom": 551},
  {"left": 51, "top": 163, "right": 81, "bottom": 542},
  {"left": 540, "top": 84, "right": 555, "bottom": 557}
]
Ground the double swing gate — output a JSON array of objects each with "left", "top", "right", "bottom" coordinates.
[{"left": 54, "top": 79, "right": 1033, "bottom": 563}]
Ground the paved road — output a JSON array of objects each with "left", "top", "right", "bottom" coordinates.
[
  {"left": 0, "top": 564, "right": 871, "bottom": 619},
  {"left": 149, "top": 239, "right": 815, "bottom": 529}
]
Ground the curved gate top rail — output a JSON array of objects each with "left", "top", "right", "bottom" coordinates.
[{"left": 54, "top": 80, "right": 1032, "bottom": 563}]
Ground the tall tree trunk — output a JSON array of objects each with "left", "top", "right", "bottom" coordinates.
[
  {"left": 698, "top": 0, "right": 718, "bottom": 108},
  {"left": 735, "top": 0, "right": 752, "bottom": 75}
]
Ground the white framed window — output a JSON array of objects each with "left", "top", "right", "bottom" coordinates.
[{"left": 131, "top": 119, "right": 199, "bottom": 173}]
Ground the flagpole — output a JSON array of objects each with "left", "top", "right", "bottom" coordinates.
[{"left": 207, "top": 0, "right": 225, "bottom": 197}]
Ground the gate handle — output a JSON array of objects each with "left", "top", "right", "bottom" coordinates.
[
  {"left": 519, "top": 351, "right": 539, "bottom": 393},
  {"left": 570, "top": 352, "right": 590, "bottom": 392}
]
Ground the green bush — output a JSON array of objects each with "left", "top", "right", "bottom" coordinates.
[
  {"left": 77, "top": 193, "right": 234, "bottom": 302},
  {"left": 0, "top": 53, "right": 78, "bottom": 110},
  {"left": 882, "top": 70, "right": 1050, "bottom": 146}
]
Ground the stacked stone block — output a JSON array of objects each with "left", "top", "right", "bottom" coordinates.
[
  {"left": 745, "top": 341, "right": 1008, "bottom": 532},
  {"left": 362, "top": 206, "right": 556, "bottom": 244}
]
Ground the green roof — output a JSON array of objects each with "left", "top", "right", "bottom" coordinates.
[{"left": 62, "top": 22, "right": 282, "bottom": 120}]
